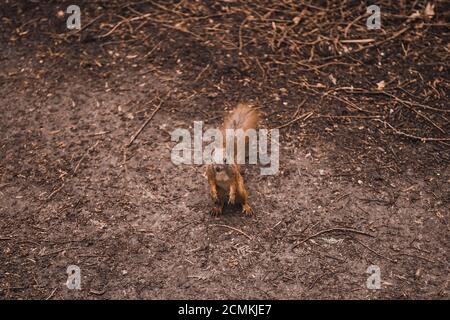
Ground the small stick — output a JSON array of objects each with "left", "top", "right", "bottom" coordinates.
[
  {"left": 76, "top": 14, "right": 104, "bottom": 33},
  {"left": 85, "top": 131, "right": 109, "bottom": 137},
  {"left": 64, "top": 13, "right": 105, "bottom": 40},
  {"left": 99, "top": 13, "right": 151, "bottom": 38},
  {"left": 352, "top": 238, "right": 397, "bottom": 263},
  {"left": 238, "top": 17, "right": 248, "bottom": 53},
  {"left": 330, "top": 94, "right": 375, "bottom": 114},
  {"left": 210, "top": 224, "right": 252, "bottom": 240},
  {"left": 275, "top": 110, "right": 313, "bottom": 129},
  {"left": 376, "top": 120, "right": 450, "bottom": 142},
  {"left": 194, "top": 64, "right": 210, "bottom": 82},
  {"left": 273, "top": 99, "right": 308, "bottom": 129},
  {"left": 89, "top": 288, "right": 107, "bottom": 296},
  {"left": 305, "top": 27, "right": 409, "bottom": 63},
  {"left": 45, "top": 288, "right": 57, "bottom": 300},
  {"left": 396, "top": 253, "right": 436, "bottom": 264},
  {"left": 73, "top": 141, "right": 99, "bottom": 175},
  {"left": 293, "top": 227, "right": 374, "bottom": 248},
  {"left": 340, "top": 38, "right": 375, "bottom": 44},
  {"left": 344, "top": 14, "right": 366, "bottom": 37},
  {"left": 127, "top": 100, "right": 163, "bottom": 147},
  {"left": 255, "top": 57, "right": 266, "bottom": 83},
  {"left": 46, "top": 184, "right": 65, "bottom": 200}
]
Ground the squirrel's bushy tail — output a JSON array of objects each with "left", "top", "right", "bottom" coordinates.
[{"left": 223, "top": 103, "right": 259, "bottom": 131}]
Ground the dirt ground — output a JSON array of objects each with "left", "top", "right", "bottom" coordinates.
[{"left": 0, "top": 1, "right": 449, "bottom": 299}]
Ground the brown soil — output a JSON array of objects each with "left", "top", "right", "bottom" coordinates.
[{"left": 0, "top": 1, "right": 448, "bottom": 299}]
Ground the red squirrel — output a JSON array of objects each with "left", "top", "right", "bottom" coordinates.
[{"left": 206, "top": 103, "right": 259, "bottom": 215}]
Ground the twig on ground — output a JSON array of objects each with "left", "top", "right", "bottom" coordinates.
[
  {"left": 45, "top": 288, "right": 57, "bottom": 300},
  {"left": 210, "top": 224, "right": 252, "bottom": 240},
  {"left": 126, "top": 100, "right": 163, "bottom": 148},
  {"left": 45, "top": 184, "right": 65, "bottom": 200},
  {"left": 73, "top": 141, "right": 100, "bottom": 175},
  {"left": 194, "top": 64, "right": 210, "bottom": 82},
  {"left": 352, "top": 238, "right": 397, "bottom": 263},
  {"left": 274, "top": 100, "right": 311, "bottom": 129},
  {"left": 293, "top": 227, "right": 374, "bottom": 248},
  {"left": 305, "top": 27, "right": 410, "bottom": 63},
  {"left": 376, "top": 120, "right": 450, "bottom": 142}
]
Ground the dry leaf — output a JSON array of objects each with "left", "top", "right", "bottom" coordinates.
[
  {"left": 293, "top": 16, "right": 301, "bottom": 25},
  {"left": 329, "top": 74, "right": 337, "bottom": 85},
  {"left": 424, "top": 3, "right": 435, "bottom": 19},
  {"left": 376, "top": 80, "right": 386, "bottom": 90},
  {"left": 408, "top": 11, "right": 421, "bottom": 20},
  {"left": 56, "top": 10, "right": 65, "bottom": 19},
  {"left": 321, "top": 237, "right": 344, "bottom": 245}
]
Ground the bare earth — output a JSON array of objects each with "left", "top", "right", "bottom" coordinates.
[{"left": 0, "top": 1, "right": 449, "bottom": 299}]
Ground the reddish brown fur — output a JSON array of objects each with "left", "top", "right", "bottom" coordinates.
[{"left": 206, "top": 103, "right": 258, "bottom": 215}]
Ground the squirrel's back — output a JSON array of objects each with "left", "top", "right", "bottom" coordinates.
[{"left": 223, "top": 103, "right": 259, "bottom": 132}]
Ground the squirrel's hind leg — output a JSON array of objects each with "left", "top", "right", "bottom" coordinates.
[
  {"left": 207, "top": 165, "right": 224, "bottom": 215},
  {"left": 210, "top": 196, "right": 224, "bottom": 216},
  {"left": 206, "top": 165, "right": 219, "bottom": 203},
  {"left": 236, "top": 171, "right": 253, "bottom": 215}
]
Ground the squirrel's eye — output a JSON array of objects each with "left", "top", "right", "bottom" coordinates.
[
  {"left": 223, "top": 158, "right": 227, "bottom": 164},
  {"left": 215, "top": 166, "right": 222, "bottom": 172}
]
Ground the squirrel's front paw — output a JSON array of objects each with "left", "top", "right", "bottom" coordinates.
[
  {"left": 242, "top": 204, "right": 253, "bottom": 215},
  {"left": 210, "top": 206, "right": 222, "bottom": 216},
  {"left": 210, "top": 190, "right": 219, "bottom": 203},
  {"left": 228, "top": 192, "right": 236, "bottom": 205}
]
